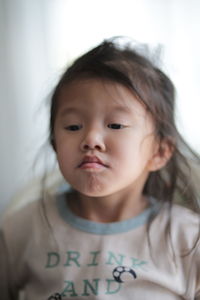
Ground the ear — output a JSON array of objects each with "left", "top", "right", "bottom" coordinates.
[
  {"left": 50, "top": 134, "right": 57, "bottom": 152},
  {"left": 148, "top": 138, "right": 174, "bottom": 172}
]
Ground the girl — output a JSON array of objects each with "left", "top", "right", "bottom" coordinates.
[{"left": 0, "top": 38, "right": 200, "bottom": 300}]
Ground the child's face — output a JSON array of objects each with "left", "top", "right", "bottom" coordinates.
[{"left": 54, "top": 78, "right": 160, "bottom": 198}]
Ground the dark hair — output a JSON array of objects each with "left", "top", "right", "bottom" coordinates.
[{"left": 49, "top": 37, "right": 200, "bottom": 251}]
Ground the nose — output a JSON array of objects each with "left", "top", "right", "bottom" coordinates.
[{"left": 80, "top": 128, "right": 106, "bottom": 152}]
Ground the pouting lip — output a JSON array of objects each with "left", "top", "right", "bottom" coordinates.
[{"left": 78, "top": 155, "right": 109, "bottom": 168}]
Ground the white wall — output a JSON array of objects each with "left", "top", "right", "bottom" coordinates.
[{"left": 1, "top": 0, "right": 200, "bottom": 215}]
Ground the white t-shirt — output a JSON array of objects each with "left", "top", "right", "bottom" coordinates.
[{"left": 0, "top": 192, "right": 200, "bottom": 300}]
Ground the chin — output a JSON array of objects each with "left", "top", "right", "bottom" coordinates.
[
  {"left": 74, "top": 185, "right": 114, "bottom": 198},
  {"left": 77, "top": 189, "right": 108, "bottom": 198},
  {"left": 70, "top": 174, "right": 110, "bottom": 196}
]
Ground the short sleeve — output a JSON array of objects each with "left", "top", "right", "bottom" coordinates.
[
  {"left": 0, "top": 230, "right": 18, "bottom": 300},
  {"left": 194, "top": 238, "right": 200, "bottom": 299},
  {"left": 196, "top": 271, "right": 200, "bottom": 299}
]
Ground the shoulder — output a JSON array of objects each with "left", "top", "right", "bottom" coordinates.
[
  {"left": 170, "top": 204, "right": 200, "bottom": 226},
  {"left": 171, "top": 205, "right": 200, "bottom": 252},
  {"left": 155, "top": 203, "right": 200, "bottom": 252},
  {"left": 170, "top": 204, "right": 199, "bottom": 235},
  {"left": 1, "top": 200, "right": 38, "bottom": 256},
  {"left": 0, "top": 193, "right": 58, "bottom": 253},
  {"left": 155, "top": 202, "right": 200, "bottom": 229},
  {"left": 169, "top": 205, "right": 200, "bottom": 298}
]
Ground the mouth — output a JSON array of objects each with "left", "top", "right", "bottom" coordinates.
[{"left": 78, "top": 156, "right": 109, "bottom": 170}]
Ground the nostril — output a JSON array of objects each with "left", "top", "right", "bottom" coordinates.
[
  {"left": 83, "top": 144, "right": 90, "bottom": 150},
  {"left": 80, "top": 138, "right": 106, "bottom": 152},
  {"left": 82, "top": 143, "right": 102, "bottom": 151},
  {"left": 81, "top": 142, "right": 94, "bottom": 151}
]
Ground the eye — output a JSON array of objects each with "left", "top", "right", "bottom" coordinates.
[
  {"left": 65, "top": 125, "right": 83, "bottom": 131},
  {"left": 108, "top": 123, "right": 125, "bottom": 129}
]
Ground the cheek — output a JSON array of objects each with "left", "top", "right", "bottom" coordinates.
[
  {"left": 110, "top": 134, "right": 139, "bottom": 156},
  {"left": 55, "top": 132, "right": 77, "bottom": 154},
  {"left": 110, "top": 142, "right": 135, "bottom": 168},
  {"left": 112, "top": 135, "right": 155, "bottom": 168},
  {"left": 55, "top": 141, "right": 74, "bottom": 170}
]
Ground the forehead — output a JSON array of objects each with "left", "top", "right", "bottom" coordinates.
[{"left": 57, "top": 78, "right": 147, "bottom": 116}]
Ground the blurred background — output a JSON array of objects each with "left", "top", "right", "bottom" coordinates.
[{"left": 0, "top": 0, "right": 200, "bottom": 216}]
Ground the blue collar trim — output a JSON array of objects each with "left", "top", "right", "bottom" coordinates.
[{"left": 57, "top": 193, "right": 159, "bottom": 235}]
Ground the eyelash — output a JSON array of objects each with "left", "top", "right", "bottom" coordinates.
[
  {"left": 65, "top": 125, "right": 83, "bottom": 131},
  {"left": 65, "top": 123, "right": 125, "bottom": 131},
  {"left": 107, "top": 124, "right": 125, "bottom": 129}
]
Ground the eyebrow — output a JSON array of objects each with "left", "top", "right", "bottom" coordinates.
[
  {"left": 111, "top": 105, "right": 132, "bottom": 114},
  {"left": 59, "top": 105, "right": 132, "bottom": 117},
  {"left": 60, "top": 107, "right": 81, "bottom": 117}
]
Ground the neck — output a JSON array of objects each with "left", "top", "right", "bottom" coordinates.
[{"left": 67, "top": 189, "right": 149, "bottom": 223}]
